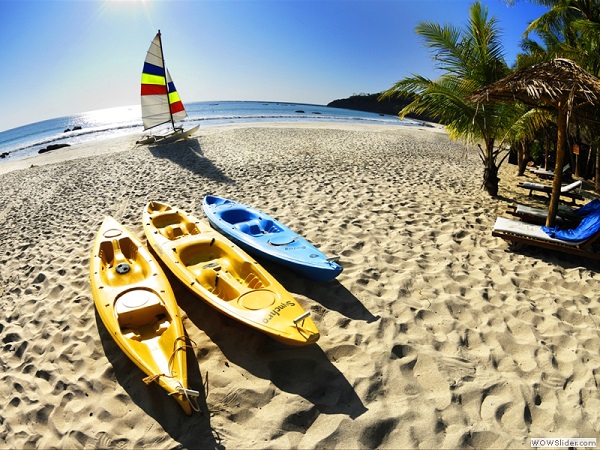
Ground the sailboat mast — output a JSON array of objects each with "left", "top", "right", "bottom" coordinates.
[{"left": 156, "top": 29, "right": 176, "bottom": 130}]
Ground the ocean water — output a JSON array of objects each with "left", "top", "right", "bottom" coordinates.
[{"left": 0, "top": 101, "right": 419, "bottom": 163}]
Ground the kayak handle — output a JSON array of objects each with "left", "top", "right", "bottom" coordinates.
[
  {"left": 175, "top": 387, "right": 200, "bottom": 398},
  {"left": 326, "top": 256, "right": 340, "bottom": 262},
  {"left": 293, "top": 311, "right": 311, "bottom": 325}
]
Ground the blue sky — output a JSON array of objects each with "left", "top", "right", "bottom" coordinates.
[{"left": 0, "top": 0, "right": 548, "bottom": 132}]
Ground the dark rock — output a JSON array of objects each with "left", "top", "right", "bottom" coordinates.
[
  {"left": 38, "top": 143, "right": 70, "bottom": 154},
  {"left": 64, "top": 129, "right": 71, "bottom": 133},
  {"left": 72, "top": 125, "right": 82, "bottom": 130},
  {"left": 295, "top": 110, "right": 305, "bottom": 113}
]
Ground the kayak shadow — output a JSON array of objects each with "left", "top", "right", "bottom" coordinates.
[
  {"left": 173, "top": 282, "right": 369, "bottom": 421},
  {"left": 256, "top": 259, "right": 380, "bottom": 323},
  {"left": 94, "top": 311, "right": 224, "bottom": 449},
  {"left": 148, "top": 138, "right": 234, "bottom": 184}
]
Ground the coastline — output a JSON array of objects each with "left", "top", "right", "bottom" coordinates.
[
  {"left": 1, "top": 121, "right": 598, "bottom": 448},
  {"left": 0, "top": 101, "right": 412, "bottom": 167},
  {"left": 0, "top": 121, "right": 443, "bottom": 176}
]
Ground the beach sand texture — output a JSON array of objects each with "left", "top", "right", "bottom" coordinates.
[{"left": 0, "top": 123, "right": 599, "bottom": 448}]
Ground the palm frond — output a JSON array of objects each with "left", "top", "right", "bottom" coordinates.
[
  {"left": 415, "top": 21, "right": 469, "bottom": 77},
  {"left": 380, "top": 74, "right": 434, "bottom": 100},
  {"left": 498, "top": 106, "right": 555, "bottom": 148}
]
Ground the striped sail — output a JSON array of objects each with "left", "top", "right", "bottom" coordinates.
[{"left": 141, "top": 32, "right": 187, "bottom": 130}]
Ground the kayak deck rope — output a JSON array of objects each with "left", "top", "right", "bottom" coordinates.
[{"left": 142, "top": 335, "right": 202, "bottom": 412}]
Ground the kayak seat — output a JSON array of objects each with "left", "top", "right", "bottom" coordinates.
[
  {"left": 261, "top": 219, "right": 283, "bottom": 233},
  {"left": 122, "top": 328, "right": 142, "bottom": 341},
  {"left": 98, "top": 238, "right": 147, "bottom": 286},
  {"left": 234, "top": 219, "right": 283, "bottom": 236},
  {"left": 163, "top": 224, "right": 186, "bottom": 240},
  {"left": 248, "top": 223, "right": 262, "bottom": 236},
  {"left": 234, "top": 223, "right": 252, "bottom": 235},
  {"left": 115, "top": 289, "right": 168, "bottom": 329},
  {"left": 220, "top": 208, "right": 255, "bottom": 225}
]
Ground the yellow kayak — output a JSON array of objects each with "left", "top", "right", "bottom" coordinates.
[
  {"left": 142, "top": 201, "right": 319, "bottom": 346},
  {"left": 90, "top": 216, "right": 199, "bottom": 415}
]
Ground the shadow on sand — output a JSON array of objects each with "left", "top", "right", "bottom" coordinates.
[
  {"left": 502, "top": 242, "right": 600, "bottom": 271},
  {"left": 258, "top": 258, "right": 379, "bottom": 323},
  {"left": 169, "top": 273, "right": 369, "bottom": 422},
  {"left": 95, "top": 311, "right": 224, "bottom": 449},
  {"left": 148, "top": 137, "right": 234, "bottom": 184}
]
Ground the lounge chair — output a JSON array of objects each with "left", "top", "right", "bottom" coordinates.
[
  {"left": 492, "top": 211, "right": 600, "bottom": 259},
  {"left": 530, "top": 164, "right": 570, "bottom": 180},
  {"left": 507, "top": 204, "right": 578, "bottom": 225},
  {"left": 508, "top": 199, "right": 600, "bottom": 225},
  {"left": 517, "top": 179, "right": 583, "bottom": 204}
]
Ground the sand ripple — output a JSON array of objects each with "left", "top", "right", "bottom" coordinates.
[{"left": 0, "top": 123, "right": 599, "bottom": 448}]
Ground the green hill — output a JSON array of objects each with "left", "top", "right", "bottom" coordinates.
[{"left": 327, "top": 93, "right": 438, "bottom": 123}]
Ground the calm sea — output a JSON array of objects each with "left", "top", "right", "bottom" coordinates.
[{"left": 0, "top": 101, "right": 419, "bottom": 163}]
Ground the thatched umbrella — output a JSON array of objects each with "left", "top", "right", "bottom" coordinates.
[{"left": 470, "top": 58, "right": 600, "bottom": 227}]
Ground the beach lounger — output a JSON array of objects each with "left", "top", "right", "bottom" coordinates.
[
  {"left": 517, "top": 179, "right": 583, "bottom": 204},
  {"left": 507, "top": 204, "right": 578, "bottom": 225},
  {"left": 530, "top": 164, "right": 570, "bottom": 180},
  {"left": 508, "top": 199, "right": 600, "bottom": 225},
  {"left": 492, "top": 214, "right": 600, "bottom": 260}
]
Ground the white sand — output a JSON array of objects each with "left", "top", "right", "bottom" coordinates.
[{"left": 0, "top": 122, "right": 598, "bottom": 448}]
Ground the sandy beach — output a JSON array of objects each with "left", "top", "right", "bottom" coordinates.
[{"left": 0, "top": 122, "right": 598, "bottom": 449}]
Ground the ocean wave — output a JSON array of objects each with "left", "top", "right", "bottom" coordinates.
[{"left": 0, "top": 101, "right": 413, "bottom": 162}]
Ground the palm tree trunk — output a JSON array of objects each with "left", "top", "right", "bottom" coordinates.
[
  {"left": 483, "top": 138, "right": 499, "bottom": 196},
  {"left": 546, "top": 102, "right": 567, "bottom": 228},
  {"left": 518, "top": 140, "right": 529, "bottom": 176}
]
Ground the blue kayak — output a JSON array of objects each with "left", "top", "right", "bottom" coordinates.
[{"left": 202, "top": 195, "right": 343, "bottom": 282}]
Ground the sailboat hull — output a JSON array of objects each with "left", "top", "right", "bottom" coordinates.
[{"left": 137, "top": 124, "right": 199, "bottom": 145}]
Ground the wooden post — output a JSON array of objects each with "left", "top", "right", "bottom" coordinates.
[
  {"left": 573, "top": 144, "right": 580, "bottom": 178},
  {"left": 544, "top": 135, "right": 550, "bottom": 169},
  {"left": 546, "top": 101, "right": 567, "bottom": 228},
  {"left": 596, "top": 146, "right": 600, "bottom": 193}
]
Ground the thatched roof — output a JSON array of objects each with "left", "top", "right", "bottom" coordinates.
[{"left": 469, "top": 59, "right": 600, "bottom": 121}]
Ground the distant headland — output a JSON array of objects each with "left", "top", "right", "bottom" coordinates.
[{"left": 327, "top": 93, "right": 438, "bottom": 123}]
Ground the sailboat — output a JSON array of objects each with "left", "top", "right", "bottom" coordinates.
[{"left": 137, "top": 30, "right": 199, "bottom": 145}]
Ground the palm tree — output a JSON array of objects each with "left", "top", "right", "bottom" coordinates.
[
  {"left": 517, "top": 26, "right": 565, "bottom": 67},
  {"left": 380, "top": 2, "right": 512, "bottom": 196},
  {"left": 519, "top": 0, "right": 600, "bottom": 187},
  {"left": 523, "top": 0, "right": 600, "bottom": 74}
]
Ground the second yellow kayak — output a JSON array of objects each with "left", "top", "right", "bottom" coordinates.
[{"left": 142, "top": 201, "right": 319, "bottom": 346}]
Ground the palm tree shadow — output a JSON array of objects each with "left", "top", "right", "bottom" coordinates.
[
  {"left": 148, "top": 137, "right": 234, "bottom": 184},
  {"left": 94, "top": 311, "right": 224, "bottom": 449}
]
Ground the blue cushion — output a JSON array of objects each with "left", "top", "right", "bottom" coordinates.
[
  {"left": 543, "top": 209, "right": 600, "bottom": 241},
  {"left": 575, "top": 199, "right": 600, "bottom": 216}
]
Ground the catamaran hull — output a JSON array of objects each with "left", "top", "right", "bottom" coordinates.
[{"left": 137, "top": 125, "right": 199, "bottom": 145}]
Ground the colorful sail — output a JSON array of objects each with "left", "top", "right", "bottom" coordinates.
[
  {"left": 140, "top": 31, "right": 187, "bottom": 130},
  {"left": 166, "top": 69, "right": 187, "bottom": 122}
]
